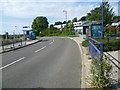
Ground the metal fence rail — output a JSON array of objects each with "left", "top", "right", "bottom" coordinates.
[
  {"left": 88, "top": 37, "right": 103, "bottom": 60},
  {"left": 1, "top": 39, "right": 26, "bottom": 52}
]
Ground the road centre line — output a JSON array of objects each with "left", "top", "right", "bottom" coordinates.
[
  {"left": 49, "top": 42, "right": 53, "bottom": 45},
  {"left": 0, "top": 57, "right": 25, "bottom": 70},
  {"left": 53, "top": 39, "right": 54, "bottom": 42},
  {"left": 35, "top": 46, "right": 46, "bottom": 53}
]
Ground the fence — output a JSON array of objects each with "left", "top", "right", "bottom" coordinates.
[
  {"left": 1, "top": 39, "right": 27, "bottom": 52},
  {"left": 88, "top": 37, "right": 103, "bottom": 60}
]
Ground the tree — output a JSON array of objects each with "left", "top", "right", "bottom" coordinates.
[
  {"left": 113, "top": 16, "right": 120, "bottom": 22},
  {"left": 62, "top": 21, "right": 66, "bottom": 24},
  {"left": 79, "top": 16, "right": 87, "bottom": 21},
  {"left": 31, "top": 16, "right": 49, "bottom": 36},
  {"left": 85, "top": 2, "right": 114, "bottom": 25},
  {"left": 67, "top": 20, "right": 71, "bottom": 23},
  {"left": 54, "top": 21, "right": 62, "bottom": 25},
  {"left": 72, "top": 17, "right": 77, "bottom": 22}
]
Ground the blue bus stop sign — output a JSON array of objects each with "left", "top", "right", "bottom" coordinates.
[{"left": 91, "top": 24, "right": 102, "bottom": 37}]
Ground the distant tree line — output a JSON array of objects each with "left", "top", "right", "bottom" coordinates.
[{"left": 31, "top": 1, "right": 120, "bottom": 37}]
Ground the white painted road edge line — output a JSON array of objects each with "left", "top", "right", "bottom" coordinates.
[
  {"left": 70, "top": 38, "right": 83, "bottom": 54},
  {"left": 35, "top": 46, "right": 46, "bottom": 53},
  {"left": 0, "top": 57, "right": 25, "bottom": 70},
  {"left": 74, "top": 39, "right": 83, "bottom": 54}
]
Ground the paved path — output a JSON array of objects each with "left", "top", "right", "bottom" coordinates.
[
  {"left": 0, "top": 39, "right": 38, "bottom": 52},
  {"left": 1, "top": 37, "right": 81, "bottom": 88}
]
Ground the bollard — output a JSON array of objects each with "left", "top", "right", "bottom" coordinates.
[
  {"left": 20, "top": 39, "right": 22, "bottom": 46},
  {"left": 12, "top": 40, "right": 14, "bottom": 47},
  {"left": 25, "top": 38, "right": 26, "bottom": 45},
  {"left": 2, "top": 41, "right": 4, "bottom": 51}
]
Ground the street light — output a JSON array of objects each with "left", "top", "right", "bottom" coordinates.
[
  {"left": 63, "top": 10, "right": 67, "bottom": 23},
  {"left": 13, "top": 26, "right": 17, "bottom": 39},
  {"left": 63, "top": 10, "right": 68, "bottom": 34}
]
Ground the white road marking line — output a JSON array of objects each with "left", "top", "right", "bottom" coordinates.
[
  {"left": 0, "top": 57, "right": 25, "bottom": 70},
  {"left": 70, "top": 38, "right": 83, "bottom": 54},
  {"left": 49, "top": 42, "right": 53, "bottom": 45},
  {"left": 35, "top": 46, "right": 46, "bottom": 53},
  {"left": 74, "top": 39, "right": 83, "bottom": 54}
]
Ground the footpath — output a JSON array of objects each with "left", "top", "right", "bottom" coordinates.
[{"left": 71, "top": 35, "right": 120, "bottom": 89}]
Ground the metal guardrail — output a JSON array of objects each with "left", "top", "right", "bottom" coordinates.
[
  {"left": 104, "top": 52, "right": 120, "bottom": 70},
  {"left": 88, "top": 37, "right": 103, "bottom": 60},
  {"left": 1, "top": 39, "right": 27, "bottom": 52}
]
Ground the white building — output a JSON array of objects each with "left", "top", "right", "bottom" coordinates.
[
  {"left": 54, "top": 24, "right": 66, "bottom": 30},
  {"left": 73, "top": 21, "right": 86, "bottom": 33},
  {"left": 111, "top": 21, "right": 120, "bottom": 26}
]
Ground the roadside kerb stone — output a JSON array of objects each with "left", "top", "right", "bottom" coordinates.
[{"left": 69, "top": 36, "right": 92, "bottom": 88}]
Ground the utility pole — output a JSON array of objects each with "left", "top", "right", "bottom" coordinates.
[
  {"left": 101, "top": 0, "right": 104, "bottom": 38},
  {"left": 13, "top": 26, "right": 17, "bottom": 39},
  {"left": 5, "top": 32, "right": 8, "bottom": 40},
  {"left": 63, "top": 10, "right": 67, "bottom": 23},
  {"left": 63, "top": 10, "right": 67, "bottom": 34},
  {"left": 118, "top": 1, "right": 120, "bottom": 16}
]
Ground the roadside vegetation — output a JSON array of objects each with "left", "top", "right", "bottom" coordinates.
[
  {"left": 89, "top": 55, "right": 113, "bottom": 88},
  {"left": 82, "top": 38, "right": 120, "bottom": 52},
  {"left": 31, "top": 16, "right": 78, "bottom": 37}
]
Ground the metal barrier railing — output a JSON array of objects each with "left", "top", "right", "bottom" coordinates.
[
  {"left": 1, "top": 39, "right": 27, "bottom": 52},
  {"left": 88, "top": 37, "right": 103, "bottom": 60}
]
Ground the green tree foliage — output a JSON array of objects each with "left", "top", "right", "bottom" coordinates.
[
  {"left": 79, "top": 16, "right": 87, "bottom": 21},
  {"left": 104, "top": 26, "right": 116, "bottom": 36},
  {"left": 72, "top": 17, "right": 77, "bottom": 22},
  {"left": 54, "top": 21, "right": 62, "bottom": 25},
  {"left": 82, "top": 2, "right": 114, "bottom": 25},
  {"left": 113, "top": 16, "right": 120, "bottom": 22},
  {"left": 62, "top": 21, "right": 66, "bottom": 24},
  {"left": 67, "top": 20, "right": 72, "bottom": 23},
  {"left": 31, "top": 16, "right": 49, "bottom": 36}
]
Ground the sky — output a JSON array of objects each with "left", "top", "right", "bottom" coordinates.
[{"left": 0, "top": 0, "right": 119, "bottom": 34}]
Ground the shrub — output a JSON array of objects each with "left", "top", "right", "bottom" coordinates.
[
  {"left": 82, "top": 40, "right": 88, "bottom": 47},
  {"left": 90, "top": 55, "right": 113, "bottom": 88}
]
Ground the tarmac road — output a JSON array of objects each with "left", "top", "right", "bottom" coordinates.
[{"left": 1, "top": 37, "right": 82, "bottom": 88}]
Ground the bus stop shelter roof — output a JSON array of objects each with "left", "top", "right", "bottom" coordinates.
[
  {"left": 81, "top": 21, "right": 101, "bottom": 27},
  {"left": 23, "top": 30, "right": 33, "bottom": 31}
]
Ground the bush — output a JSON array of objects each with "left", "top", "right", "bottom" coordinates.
[
  {"left": 104, "top": 41, "right": 120, "bottom": 52},
  {"left": 82, "top": 38, "right": 120, "bottom": 51},
  {"left": 104, "top": 26, "right": 116, "bottom": 37},
  {"left": 90, "top": 55, "right": 113, "bottom": 88},
  {"left": 82, "top": 40, "right": 89, "bottom": 47}
]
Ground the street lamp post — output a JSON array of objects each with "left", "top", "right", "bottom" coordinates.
[
  {"left": 63, "top": 10, "right": 67, "bottom": 23},
  {"left": 13, "top": 26, "right": 17, "bottom": 39},
  {"left": 63, "top": 10, "right": 67, "bottom": 34}
]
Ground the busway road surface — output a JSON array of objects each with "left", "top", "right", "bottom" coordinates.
[{"left": 1, "top": 37, "right": 82, "bottom": 88}]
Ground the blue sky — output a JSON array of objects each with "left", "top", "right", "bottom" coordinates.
[{"left": 0, "top": 0, "right": 119, "bottom": 34}]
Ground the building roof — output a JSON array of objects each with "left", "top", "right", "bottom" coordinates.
[
  {"left": 82, "top": 21, "right": 101, "bottom": 26},
  {"left": 111, "top": 21, "right": 120, "bottom": 26}
]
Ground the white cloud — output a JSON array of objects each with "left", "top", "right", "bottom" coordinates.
[
  {"left": 0, "top": 0, "right": 119, "bottom": 34},
  {"left": 2, "top": 2, "right": 99, "bottom": 19},
  {"left": 1, "top": 0, "right": 119, "bottom": 19},
  {"left": 1, "top": 0, "right": 120, "bottom": 2}
]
